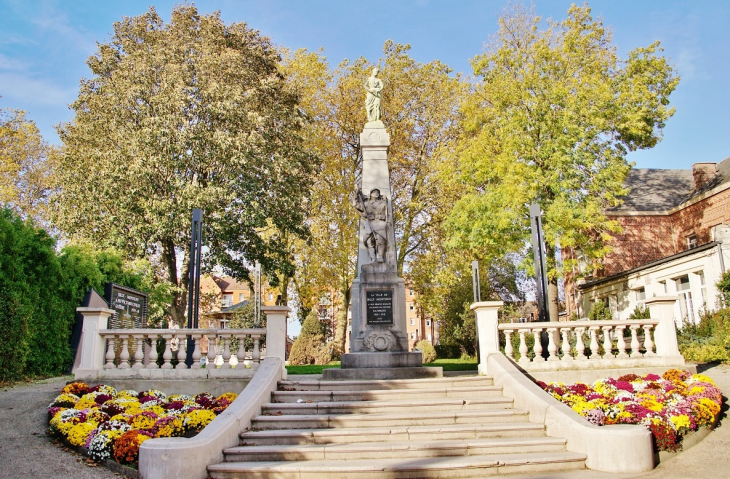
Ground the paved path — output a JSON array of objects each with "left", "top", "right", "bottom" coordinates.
[{"left": 1, "top": 366, "right": 729, "bottom": 479}]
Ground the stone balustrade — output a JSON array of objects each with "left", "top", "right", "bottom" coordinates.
[
  {"left": 73, "top": 305, "right": 290, "bottom": 381},
  {"left": 498, "top": 319, "right": 658, "bottom": 365},
  {"left": 472, "top": 296, "right": 686, "bottom": 376},
  {"left": 98, "top": 328, "right": 265, "bottom": 371}
]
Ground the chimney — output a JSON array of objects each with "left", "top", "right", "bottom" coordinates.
[{"left": 692, "top": 163, "right": 716, "bottom": 191}]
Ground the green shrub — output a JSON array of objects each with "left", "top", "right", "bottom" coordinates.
[
  {"left": 588, "top": 301, "right": 612, "bottom": 320},
  {"left": 628, "top": 304, "right": 650, "bottom": 319},
  {"left": 415, "top": 339, "right": 437, "bottom": 363},
  {"left": 288, "top": 311, "right": 331, "bottom": 365},
  {"left": 434, "top": 343, "right": 461, "bottom": 359}
]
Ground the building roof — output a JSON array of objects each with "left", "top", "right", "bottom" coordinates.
[
  {"left": 609, "top": 168, "right": 694, "bottom": 213},
  {"left": 611, "top": 156, "right": 730, "bottom": 214},
  {"left": 220, "top": 300, "right": 250, "bottom": 313},
  {"left": 213, "top": 276, "right": 250, "bottom": 292},
  {"left": 578, "top": 241, "right": 719, "bottom": 290}
]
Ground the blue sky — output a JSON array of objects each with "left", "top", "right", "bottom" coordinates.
[{"left": 1, "top": 1, "right": 728, "bottom": 169}]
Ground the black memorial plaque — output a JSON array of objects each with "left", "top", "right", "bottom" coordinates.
[
  {"left": 366, "top": 290, "right": 393, "bottom": 325},
  {"left": 104, "top": 283, "right": 148, "bottom": 329}
]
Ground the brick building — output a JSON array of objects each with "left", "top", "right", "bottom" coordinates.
[{"left": 566, "top": 158, "right": 730, "bottom": 323}]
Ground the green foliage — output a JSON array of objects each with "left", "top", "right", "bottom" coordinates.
[
  {"left": 588, "top": 301, "right": 613, "bottom": 321},
  {"left": 716, "top": 271, "right": 730, "bottom": 304},
  {"left": 0, "top": 208, "right": 160, "bottom": 383},
  {"left": 444, "top": 4, "right": 678, "bottom": 280},
  {"left": 434, "top": 343, "right": 462, "bottom": 359},
  {"left": 227, "top": 301, "right": 265, "bottom": 353},
  {"left": 677, "top": 308, "right": 730, "bottom": 363},
  {"left": 628, "top": 304, "right": 651, "bottom": 320},
  {"left": 415, "top": 339, "right": 437, "bottom": 363},
  {"left": 288, "top": 311, "right": 331, "bottom": 365},
  {"left": 54, "top": 5, "right": 316, "bottom": 326}
]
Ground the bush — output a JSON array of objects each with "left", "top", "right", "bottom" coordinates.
[
  {"left": 288, "top": 311, "right": 331, "bottom": 365},
  {"left": 628, "top": 304, "right": 650, "bottom": 319},
  {"left": 588, "top": 301, "right": 612, "bottom": 320},
  {"left": 678, "top": 307, "right": 730, "bottom": 363},
  {"left": 415, "top": 340, "right": 437, "bottom": 363},
  {"left": 434, "top": 343, "right": 461, "bottom": 359}
]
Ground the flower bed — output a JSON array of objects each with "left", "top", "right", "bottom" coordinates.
[
  {"left": 48, "top": 382, "right": 238, "bottom": 468},
  {"left": 537, "top": 369, "right": 723, "bottom": 452}
]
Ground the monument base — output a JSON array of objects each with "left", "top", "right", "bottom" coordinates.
[
  {"left": 322, "top": 352, "right": 443, "bottom": 380},
  {"left": 323, "top": 366, "right": 443, "bottom": 380}
]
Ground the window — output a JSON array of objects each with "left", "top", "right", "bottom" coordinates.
[
  {"left": 635, "top": 287, "right": 646, "bottom": 302},
  {"left": 658, "top": 280, "right": 667, "bottom": 294},
  {"left": 410, "top": 332, "right": 415, "bottom": 340},
  {"left": 409, "top": 304, "right": 415, "bottom": 311},
  {"left": 239, "top": 293, "right": 244, "bottom": 302},
  {"left": 698, "top": 271, "right": 707, "bottom": 304},
  {"left": 426, "top": 320, "right": 431, "bottom": 327},
  {"left": 687, "top": 234, "right": 698, "bottom": 249},
  {"left": 409, "top": 290, "right": 415, "bottom": 296},
  {"left": 675, "top": 275, "right": 695, "bottom": 323},
  {"left": 267, "top": 293, "right": 273, "bottom": 301},
  {"left": 221, "top": 294, "right": 233, "bottom": 308},
  {"left": 410, "top": 318, "right": 415, "bottom": 326},
  {"left": 427, "top": 334, "right": 431, "bottom": 341}
]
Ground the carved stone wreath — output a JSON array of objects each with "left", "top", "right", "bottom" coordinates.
[{"left": 362, "top": 330, "right": 399, "bottom": 352}]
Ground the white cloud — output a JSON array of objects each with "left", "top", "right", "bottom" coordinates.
[{"left": 0, "top": 72, "right": 76, "bottom": 107}]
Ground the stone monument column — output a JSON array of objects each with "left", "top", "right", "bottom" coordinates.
[{"left": 323, "top": 68, "right": 442, "bottom": 380}]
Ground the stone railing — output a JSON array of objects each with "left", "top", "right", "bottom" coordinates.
[
  {"left": 98, "top": 328, "right": 265, "bottom": 371},
  {"left": 472, "top": 297, "right": 685, "bottom": 376},
  {"left": 74, "top": 305, "right": 290, "bottom": 381}
]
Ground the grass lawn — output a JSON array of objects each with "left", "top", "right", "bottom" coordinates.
[
  {"left": 286, "top": 357, "right": 478, "bottom": 375},
  {"left": 286, "top": 362, "right": 341, "bottom": 375}
]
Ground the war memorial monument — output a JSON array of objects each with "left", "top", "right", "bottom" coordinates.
[{"left": 324, "top": 69, "right": 442, "bottom": 380}]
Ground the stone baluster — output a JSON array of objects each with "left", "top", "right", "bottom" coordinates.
[
  {"left": 560, "top": 328, "right": 573, "bottom": 361},
  {"left": 207, "top": 333, "right": 217, "bottom": 368},
  {"left": 161, "top": 334, "right": 173, "bottom": 369},
  {"left": 547, "top": 328, "right": 558, "bottom": 361},
  {"left": 252, "top": 334, "right": 261, "bottom": 370},
  {"left": 629, "top": 325, "right": 642, "bottom": 358},
  {"left": 132, "top": 335, "right": 145, "bottom": 369},
  {"left": 104, "top": 336, "right": 116, "bottom": 369},
  {"left": 236, "top": 333, "right": 247, "bottom": 367},
  {"left": 118, "top": 335, "right": 131, "bottom": 369},
  {"left": 532, "top": 328, "right": 545, "bottom": 362},
  {"left": 602, "top": 325, "right": 613, "bottom": 358},
  {"left": 643, "top": 324, "right": 656, "bottom": 356},
  {"left": 176, "top": 334, "right": 187, "bottom": 368},
  {"left": 575, "top": 327, "right": 587, "bottom": 360},
  {"left": 149, "top": 335, "right": 160, "bottom": 369},
  {"left": 615, "top": 326, "right": 629, "bottom": 358},
  {"left": 589, "top": 326, "right": 600, "bottom": 360},
  {"left": 191, "top": 334, "right": 202, "bottom": 369},
  {"left": 221, "top": 335, "right": 232, "bottom": 369},
  {"left": 504, "top": 330, "right": 514, "bottom": 360},
  {"left": 518, "top": 330, "right": 530, "bottom": 364}
]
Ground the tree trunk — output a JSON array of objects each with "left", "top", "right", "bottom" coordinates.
[
  {"left": 162, "top": 238, "right": 190, "bottom": 327},
  {"left": 334, "top": 283, "right": 350, "bottom": 356}
]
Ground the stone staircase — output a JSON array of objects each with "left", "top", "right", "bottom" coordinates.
[{"left": 207, "top": 376, "right": 586, "bottom": 478}]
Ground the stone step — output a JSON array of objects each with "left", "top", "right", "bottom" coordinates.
[
  {"left": 277, "top": 375, "right": 492, "bottom": 391},
  {"left": 261, "top": 396, "right": 514, "bottom": 416},
  {"left": 252, "top": 408, "right": 530, "bottom": 430},
  {"left": 271, "top": 385, "right": 502, "bottom": 403},
  {"left": 240, "top": 422, "right": 545, "bottom": 446},
  {"left": 224, "top": 436, "right": 568, "bottom": 461},
  {"left": 208, "top": 451, "right": 587, "bottom": 478}
]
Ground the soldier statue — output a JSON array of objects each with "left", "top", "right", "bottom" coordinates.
[{"left": 352, "top": 188, "right": 389, "bottom": 263}]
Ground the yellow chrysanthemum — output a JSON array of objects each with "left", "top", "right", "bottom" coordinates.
[
  {"left": 691, "top": 374, "right": 716, "bottom": 386},
  {"left": 67, "top": 422, "right": 95, "bottom": 446}
]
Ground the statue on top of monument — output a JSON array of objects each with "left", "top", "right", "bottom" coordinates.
[
  {"left": 364, "top": 67, "right": 383, "bottom": 124},
  {"left": 351, "top": 188, "right": 389, "bottom": 264}
]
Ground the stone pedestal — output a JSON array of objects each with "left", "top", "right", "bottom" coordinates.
[{"left": 326, "top": 123, "right": 442, "bottom": 381}]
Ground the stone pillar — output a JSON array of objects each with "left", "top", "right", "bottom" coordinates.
[
  {"left": 73, "top": 307, "right": 115, "bottom": 380},
  {"left": 645, "top": 296, "right": 682, "bottom": 359},
  {"left": 471, "top": 301, "right": 504, "bottom": 376},
  {"left": 263, "top": 305, "right": 290, "bottom": 380}
]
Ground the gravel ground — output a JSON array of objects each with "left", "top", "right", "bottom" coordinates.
[
  {"left": 1, "top": 365, "right": 728, "bottom": 479},
  {"left": 0, "top": 376, "right": 117, "bottom": 479}
]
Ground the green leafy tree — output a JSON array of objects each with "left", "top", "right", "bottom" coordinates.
[
  {"left": 0, "top": 102, "right": 58, "bottom": 225},
  {"left": 54, "top": 6, "right": 315, "bottom": 326},
  {"left": 444, "top": 4, "right": 678, "bottom": 320}
]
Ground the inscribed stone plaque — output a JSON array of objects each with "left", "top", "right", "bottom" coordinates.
[
  {"left": 104, "top": 283, "right": 148, "bottom": 329},
  {"left": 366, "top": 290, "right": 393, "bottom": 325}
]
